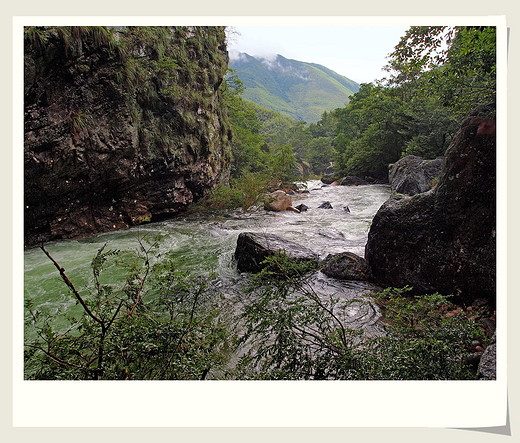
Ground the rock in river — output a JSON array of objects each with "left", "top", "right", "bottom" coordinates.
[
  {"left": 235, "top": 232, "right": 318, "bottom": 273},
  {"left": 318, "top": 201, "right": 333, "bottom": 209},
  {"left": 340, "top": 176, "right": 367, "bottom": 186},
  {"left": 322, "top": 252, "right": 372, "bottom": 281},
  {"left": 264, "top": 190, "right": 299, "bottom": 212}
]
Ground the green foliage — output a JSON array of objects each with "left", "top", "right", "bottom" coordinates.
[
  {"left": 236, "top": 255, "right": 482, "bottom": 380},
  {"left": 386, "top": 26, "right": 496, "bottom": 117},
  {"left": 325, "top": 26, "right": 495, "bottom": 180},
  {"left": 332, "top": 82, "right": 458, "bottom": 179},
  {"left": 193, "top": 171, "right": 270, "bottom": 212},
  {"left": 365, "top": 287, "right": 485, "bottom": 379},
  {"left": 67, "top": 109, "right": 94, "bottom": 138},
  {"left": 24, "top": 237, "right": 233, "bottom": 380},
  {"left": 229, "top": 53, "right": 359, "bottom": 123},
  {"left": 270, "top": 144, "right": 299, "bottom": 184}
]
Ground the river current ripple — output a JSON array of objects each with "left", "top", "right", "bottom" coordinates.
[{"left": 24, "top": 181, "right": 391, "bottom": 336}]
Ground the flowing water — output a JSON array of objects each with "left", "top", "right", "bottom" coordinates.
[{"left": 24, "top": 181, "right": 391, "bottom": 340}]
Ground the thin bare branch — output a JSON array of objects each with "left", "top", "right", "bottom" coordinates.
[{"left": 40, "top": 245, "right": 103, "bottom": 325}]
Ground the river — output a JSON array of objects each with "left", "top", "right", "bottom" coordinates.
[{"left": 24, "top": 181, "right": 391, "bottom": 341}]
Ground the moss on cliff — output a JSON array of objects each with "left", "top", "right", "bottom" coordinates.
[{"left": 24, "top": 26, "right": 232, "bottom": 246}]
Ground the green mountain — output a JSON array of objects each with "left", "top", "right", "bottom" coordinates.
[{"left": 229, "top": 52, "right": 360, "bottom": 123}]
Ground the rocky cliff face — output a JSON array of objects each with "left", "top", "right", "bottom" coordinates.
[
  {"left": 365, "top": 104, "right": 496, "bottom": 303},
  {"left": 24, "top": 26, "right": 232, "bottom": 246}
]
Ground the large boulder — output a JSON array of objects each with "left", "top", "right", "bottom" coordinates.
[
  {"left": 340, "top": 176, "right": 367, "bottom": 186},
  {"left": 322, "top": 252, "right": 372, "bottom": 281},
  {"left": 365, "top": 104, "right": 496, "bottom": 303},
  {"left": 389, "top": 155, "right": 445, "bottom": 195},
  {"left": 264, "top": 190, "right": 299, "bottom": 212},
  {"left": 321, "top": 165, "right": 342, "bottom": 184},
  {"left": 235, "top": 232, "right": 318, "bottom": 273}
]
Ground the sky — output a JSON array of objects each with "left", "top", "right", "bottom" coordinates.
[{"left": 227, "top": 26, "right": 410, "bottom": 85}]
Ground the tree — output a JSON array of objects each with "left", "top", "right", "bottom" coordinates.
[
  {"left": 385, "top": 26, "right": 496, "bottom": 117},
  {"left": 222, "top": 69, "right": 270, "bottom": 178},
  {"left": 270, "top": 144, "right": 298, "bottom": 184},
  {"left": 332, "top": 81, "right": 458, "bottom": 179}
]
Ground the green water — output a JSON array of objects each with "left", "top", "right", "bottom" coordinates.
[{"left": 24, "top": 182, "right": 392, "bottom": 340}]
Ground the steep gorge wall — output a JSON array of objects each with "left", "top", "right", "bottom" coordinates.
[{"left": 24, "top": 26, "right": 232, "bottom": 246}]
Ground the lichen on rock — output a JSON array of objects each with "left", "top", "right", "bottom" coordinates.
[{"left": 389, "top": 155, "right": 445, "bottom": 195}]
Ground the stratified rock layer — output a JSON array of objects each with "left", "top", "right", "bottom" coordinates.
[
  {"left": 24, "top": 26, "right": 232, "bottom": 246},
  {"left": 365, "top": 104, "right": 496, "bottom": 302}
]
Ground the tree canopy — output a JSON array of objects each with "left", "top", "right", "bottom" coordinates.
[{"left": 332, "top": 26, "right": 496, "bottom": 179}]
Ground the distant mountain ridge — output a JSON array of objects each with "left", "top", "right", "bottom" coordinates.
[{"left": 229, "top": 52, "right": 360, "bottom": 123}]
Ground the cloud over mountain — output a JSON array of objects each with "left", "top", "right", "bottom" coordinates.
[{"left": 229, "top": 52, "right": 360, "bottom": 123}]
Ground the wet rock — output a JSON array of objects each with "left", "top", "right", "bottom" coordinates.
[
  {"left": 322, "top": 252, "right": 372, "bottom": 281},
  {"left": 321, "top": 171, "right": 342, "bottom": 184},
  {"left": 317, "top": 228, "right": 345, "bottom": 240},
  {"left": 295, "top": 204, "right": 308, "bottom": 212},
  {"left": 340, "top": 176, "right": 367, "bottom": 186},
  {"left": 365, "top": 104, "right": 496, "bottom": 303},
  {"left": 264, "top": 190, "right": 298, "bottom": 212},
  {"left": 318, "top": 201, "right": 333, "bottom": 209},
  {"left": 235, "top": 232, "right": 318, "bottom": 273},
  {"left": 389, "top": 155, "right": 445, "bottom": 195}
]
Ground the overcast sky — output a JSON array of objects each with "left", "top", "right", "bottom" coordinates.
[{"left": 227, "top": 26, "right": 409, "bottom": 85}]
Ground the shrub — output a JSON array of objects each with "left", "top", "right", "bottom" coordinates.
[
  {"left": 193, "top": 171, "right": 269, "bottom": 212},
  {"left": 24, "top": 236, "right": 233, "bottom": 380},
  {"left": 235, "top": 255, "right": 482, "bottom": 380}
]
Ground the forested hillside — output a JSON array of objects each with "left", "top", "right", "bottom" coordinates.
[
  {"left": 229, "top": 52, "right": 359, "bottom": 123},
  {"left": 331, "top": 26, "right": 496, "bottom": 180},
  {"left": 204, "top": 26, "right": 496, "bottom": 209}
]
